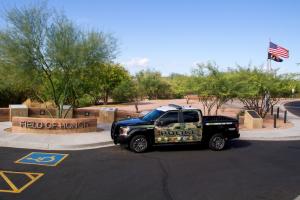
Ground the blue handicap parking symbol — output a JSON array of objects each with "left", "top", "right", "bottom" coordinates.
[{"left": 15, "top": 152, "right": 68, "bottom": 166}]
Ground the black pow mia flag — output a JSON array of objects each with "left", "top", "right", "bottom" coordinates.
[{"left": 268, "top": 53, "right": 283, "bottom": 62}]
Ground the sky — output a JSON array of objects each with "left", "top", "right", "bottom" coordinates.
[{"left": 0, "top": 0, "right": 299, "bottom": 75}]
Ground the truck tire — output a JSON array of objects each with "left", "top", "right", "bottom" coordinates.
[
  {"left": 129, "top": 135, "right": 149, "bottom": 153},
  {"left": 209, "top": 134, "right": 226, "bottom": 151}
]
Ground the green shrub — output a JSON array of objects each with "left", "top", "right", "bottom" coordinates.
[
  {"left": 77, "top": 95, "right": 95, "bottom": 107},
  {"left": 112, "top": 79, "right": 137, "bottom": 103}
]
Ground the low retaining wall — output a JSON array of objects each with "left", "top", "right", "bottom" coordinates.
[
  {"left": 0, "top": 108, "right": 9, "bottom": 122},
  {"left": 28, "top": 108, "right": 58, "bottom": 118},
  {"left": 116, "top": 110, "right": 140, "bottom": 119},
  {"left": 0, "top": 107, "right": 140, "bottom": 123},
  {"left": 12, "top": 117, "right": 97, "bottom": 133},
  {"left": 73, "top": 108, "right": 99, "bottom": 118}
]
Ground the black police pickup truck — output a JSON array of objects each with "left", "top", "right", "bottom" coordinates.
[{"left": 111, "top": 104, "right": 240, "bottom": 153}]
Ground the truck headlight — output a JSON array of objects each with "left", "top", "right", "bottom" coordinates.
[{"left": 119, "top": 126, "right": 130, "bottom": 136}]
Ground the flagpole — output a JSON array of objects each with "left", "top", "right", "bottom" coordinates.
[
  {"left": 268, "top": 38, "right": 272, "bottom": 72},
  {"left": 270, "top": 57, "right": 272, "bottom": 72},
  {"left": 267, "top": 39, "right": 270, "bottom": 72},
  {"left": 268, "top": 57, "right": 270, "bottom": 72}
]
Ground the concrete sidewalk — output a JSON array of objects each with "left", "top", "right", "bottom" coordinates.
[
  {"left": 0, "top": 122, "right": 114, "bottom": 150},
  {"left": 240, "top": 118, "right": 300, "bottom": 141}
]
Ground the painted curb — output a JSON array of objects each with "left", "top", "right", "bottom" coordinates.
[
  {"left": 0, "top": 140, "right": 114, "bottom": 151},
  {"left": 239, "top": 136, "right": 300, "bottom": 141}
]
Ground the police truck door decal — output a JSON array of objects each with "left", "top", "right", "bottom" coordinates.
[{"left": 154, "top": 110, "right": 202, "bottom": 143}]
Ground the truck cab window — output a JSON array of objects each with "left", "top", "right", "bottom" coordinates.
[
  {"left": 159, "top": 111, "right": 179, "bottom": 125},
  {"left": 183, "top": 110, "right": 199, "bottom": 123},
  {"left": 142, "top": 109, "right": 165, "bottom": 121}
]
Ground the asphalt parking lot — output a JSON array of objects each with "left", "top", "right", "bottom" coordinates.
[
  {"left": 0, "top": 139, "right": 300, "bottom": 200},
  {"left": 285, "top": 101, "right": 300, "bottom": 116}
]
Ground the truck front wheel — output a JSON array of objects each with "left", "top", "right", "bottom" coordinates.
[
  {"left": 129, "top": 135, "right": 149, "bottom": 153},
  {"left": 209, "top": 134, "right": 226, "bottom": 151}
]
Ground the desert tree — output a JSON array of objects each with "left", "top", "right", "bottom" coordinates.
[{"left": 0, "top": 3, "right": 116, "bottom": 117}]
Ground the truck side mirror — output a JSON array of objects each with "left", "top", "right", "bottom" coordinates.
[{"left": 155, "top": 121, "right": 163, "bottom": 126}]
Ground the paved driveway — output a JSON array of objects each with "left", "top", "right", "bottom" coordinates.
[
  {"left": 1, "top": 140, "right": 300, "bottom": 200},
  {"left": 285, "top": 101, "right": 300, "bottom": 117}
]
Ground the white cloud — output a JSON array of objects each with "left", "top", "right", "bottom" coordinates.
[{"left": 123, "top": 57, "right": 150, "bottom": 68}]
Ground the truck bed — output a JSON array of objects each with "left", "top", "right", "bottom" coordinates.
[
  {"left": 202, "top": 115, "right": 239, "bottom": 140},
  {"left": 203, "top": 115, "right": 237, "bottom": 123}
]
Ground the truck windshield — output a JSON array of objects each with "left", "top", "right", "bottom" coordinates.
[{"left": 142, "top": 109, "right": 165, "bottom": 121}]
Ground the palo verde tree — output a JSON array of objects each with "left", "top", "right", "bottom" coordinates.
[
  {"left": 167, "top": 73, "right": 191, "bottom": 98},
  {"left": 82, "top": 62, "right": 131, "bottom": 105},
  {"left": 112, "top": 77, "right": 144, "bottom": 113},
  {"left": 231, "top": 66, "right": 295, "bottom": 118},
  {"left": 0, "top": 62, "right": 33, "bottom": 107},
  {"left": 192, "top": 62, "right": 234, "bottom": 115},
  {"left": 136, "top": 69, "right": 172, "bottom": 100},
  {"left": 0, "top": 3, "right": 116, "bottom": 117}
]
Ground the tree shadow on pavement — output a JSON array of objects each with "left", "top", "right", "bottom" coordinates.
[{"left": 151, "top": 139, "right": 252, "bottom": 152}]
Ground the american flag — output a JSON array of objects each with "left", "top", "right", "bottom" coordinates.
[{"left": 268, "top": 42, "right": 289, "bottom": 58}]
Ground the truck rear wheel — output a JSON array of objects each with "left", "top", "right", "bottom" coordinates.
[
  {"left": 129, "top": 135, "right": 148, "bottom": 153},
  {"left": 209, "top": 134, "right": 226, "bottom": 151}
]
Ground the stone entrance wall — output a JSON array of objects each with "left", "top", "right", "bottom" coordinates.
[
  {"left": 0, "top": 106, "right": 140, "bottom": 123},
  {"left": 12, "top": 117, "right": 97, "bottom": 133},
  {"left": 0, "top": 108, "right": 9, "bottom": 122}
]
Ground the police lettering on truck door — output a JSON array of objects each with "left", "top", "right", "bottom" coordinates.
[{"left": 154, "top": 110, "right": 202, "bottom": 143}]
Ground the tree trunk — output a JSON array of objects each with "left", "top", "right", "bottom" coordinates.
[
  {"left": 103, "top": 91, "right": 109, "bottom": 105},
  {"left": 134, "top": 101, "right": 139, "bottom": 113}
]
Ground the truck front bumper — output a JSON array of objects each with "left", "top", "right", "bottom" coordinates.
[
  {"left": 227, "top": 132, "right": 240, "bottom": 139},
  {"left": 114, "top": 134, "right": 131, "bottom": 145}
]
